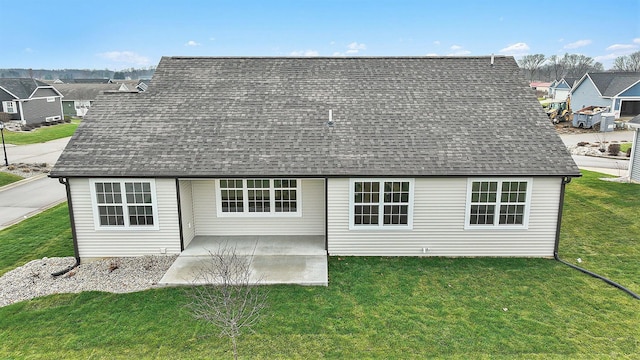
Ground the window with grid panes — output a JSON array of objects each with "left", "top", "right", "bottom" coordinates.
[
  {"left": 467, "top": 179, "right": 530, "bottom": 228},
  {"left": 217, "top": 179, "right": 300, "bottom": 216},
  {"left": 92, "top": 180, "right": 157, "bottom": 228},
  {"left": 351, "top": 179, "right": 413, "bottom": 229}
]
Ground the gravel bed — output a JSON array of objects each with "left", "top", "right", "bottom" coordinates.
[{"left": 0, "top": 255, "right": 177, "bottom": 308}]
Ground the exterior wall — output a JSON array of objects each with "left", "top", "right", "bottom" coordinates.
[
  {"left": 554, "top": 88, "right": 570, "bottom": 101},
  {"left": 630, "top": 129, "right": 640, "bottom": 182},
  {"left": 62, "top": 101, "right": 75, "bottom": 116},
  {"left": 327, "top": 177, "right": 562, "bottom": 257},
  {"left": 69, "top": 178, "right": 181, "bottom": 258},
  {"left": 179, "top": 180, "right": 196, "bottom": 247},
  {"left": 190, "top": 178, "right": 325, "bottom": 236},
  {"left": 21, "top": 97, "right": 63, "bottom": 125},
  {"left": 571, "top": 80, "right": 610, "bottom": 111},
  {"left": 619, "top": 82, "right": 640, "bottom": 97}
]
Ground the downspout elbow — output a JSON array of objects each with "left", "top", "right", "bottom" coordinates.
[{"left": 52, "top": 177, "right": 81, "bottom": 277}]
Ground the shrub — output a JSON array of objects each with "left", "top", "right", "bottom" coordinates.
[{"left": 608, "top": 143, "right": 620, "bottom": 156}]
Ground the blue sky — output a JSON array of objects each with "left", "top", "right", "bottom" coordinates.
[{"left": 4, "top": 0, "right": 639, "bottom": 70}]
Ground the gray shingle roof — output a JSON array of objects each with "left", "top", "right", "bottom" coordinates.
[
  {"left": 54, "top": 83, "right": 125, "bottom": 101},
  {"left": 588, "top": 72, "right": 640, "bottom": 97},
  {"left": 51, "top": 56, "right": 580, "bottom": 178},
  {"left": 0, "top": 78, "right": 50, "bottom": 99}
]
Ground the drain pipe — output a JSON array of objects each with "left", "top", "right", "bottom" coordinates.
[
  {"left": 554, "top": 177, "right": 639, "bottom": 300},
  {"left": 52, "top": 177, "right": 81, "bottom": 276}
]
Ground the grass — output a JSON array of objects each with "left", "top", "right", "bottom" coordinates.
[
  {"left": 0, "top": 172, "right": 23, "bottom": 187},
  {"left": 0, "top": 171, "right": 638, "bottom": 358},
  {"left": 0, "top": 203, "right": 73, "bottom": 276},
  {"left": 619, "top": 142, "right": 632, "bottom": 154},
  {"left": 2, "top": 119, "right": 80, "bottom": 145}
]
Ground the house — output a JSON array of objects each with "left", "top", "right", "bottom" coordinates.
[
  {"left": 54, "top": 83, "right": 134, "bottom": 117},
  {"left": 548, "top": 77, "right": 578, "bottom": 101},
  {"left": 53, "top": 78, "right": 113, "bottom": 84},
  {"left": 0, "top": 78, "right": 64, "bottom": 126},
  {"left": 50, "top": 56, "right": 580, "bottom": 283},
  {"left": 529, "top": 81, "right": 551, "bottom": 95},
  {"left": 570, "top": 72, "right": 640, "bottom": 118},
  {"left": 628, "top": 115, "right": 640, "bottom": 182}
]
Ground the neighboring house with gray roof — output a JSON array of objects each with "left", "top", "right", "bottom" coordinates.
[
  {"left": 50, "top": 56, "right": 580, "bottom": 283},
  {"left": 54, "top": 83, "right": 132, "bottom": 117},
  {"left": 570, "top": 72, "right": 640, "bottom": 117},
  {"left": 0, "top": 78, "right": 64, "bottom": 125},
  {"left": 549, "top": 77, "right": 578, "bottom": 101},
  {"left": 627, "top": 115, "right": 640, "bottom": 182}
]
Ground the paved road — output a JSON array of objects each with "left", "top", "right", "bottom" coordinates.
[
  {"left": 0, "top": 137, "right": 70, "bottom": 230},
  {"left": 4, "top": 137, "right": 70, "bottom": 165},
  {"left": 559, "top": 130, "right": 634, "bottom": 148},
  {"left": 0, "top": 175, "right": 67, "bottom": 230},
  {"left": 559, "top": 130, "right": 633, "bottom": 176}
]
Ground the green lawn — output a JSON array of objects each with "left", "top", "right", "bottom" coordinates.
[
  {"left": 0, "top": 203, "right": 73, "bottom": 276},
  {"left": 0, "top": 171, "right": 638, "bottom": 358},
  {"left": 619, "top": 142, "right": 632, "bottom": 154},
  {"left": 2, "top": 119, "right": 80, "bottom": 145},
  {"left": 0, "top": 172, "right": 23, "bottom": 187}
]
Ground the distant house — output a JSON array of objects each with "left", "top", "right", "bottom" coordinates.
[
  {"left": 549, "top": 77, "right": 578, "bottom": 101},
  {"left": 50, "top": 56, "right": 580, "bottom": 285},
  {"left": 0, "top": 78, "right": 64, "bottom": 125},
  {"left": 628, "top": 115, "right": 640, "bottom": 182},
  {"left": 570, "top": 72, "right": 640, "bottom": 118},
  {"left": 54, "top": 83, "right": 133, "bottom": 117},
  {"left": 529, "top": 81, "right": 551, "bottom": 95},
  {"left": 53, "top": 78, "right": 113, "bottom": 84}
]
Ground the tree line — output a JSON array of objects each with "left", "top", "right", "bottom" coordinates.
[
  {"left": 519, "top": 51, "right": 640, "bottom": 82},
  {"left": 0, "top": 66, "right": 155, "bottom": 80}
]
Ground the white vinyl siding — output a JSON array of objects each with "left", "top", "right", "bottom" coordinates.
[
  {"left": 179, "top": 180, "right": 196, "bottom": 248},
  {"left": 327, "top": 177, "right": 562, "bottom": 257},
  {"left": 70, "top": 178, "right": 181, "bottom": 258},
  {"left": 191, "top": 179, "right": 324, "bottom": 236}
]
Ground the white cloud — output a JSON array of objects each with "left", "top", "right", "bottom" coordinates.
[
  {"left": 564, "top": 39, "right": 592, "bottom": 49},
  {"left": 499, "top": 42, "right": 530, "bottom": 55},
  {"left": 330, "top": 41, "right": 336, "bottom": 45},
  {"left": 594, "top": 53, "right": 619, "bottom": 62},
  {"left": 425, "top": 53, "right": 439, "bottom": 56},
  {"left": 346, "top": 42, "right": 366, "bottom": 54},
  {"left": 289, "top": 50, "right": 319, "bottom": 57},
  {"left": 98, "top": 51, "right": 150, "bottom": 65},
  {"left": 433, "top": 40, "right": 440, "bottom": 46},
  {"left": 606, "top": 43, "right": 636, "bottom": 51},
  {"left": 209, "top": 37, "right": 216, "bottom": 41},
  {"left": 634, "top": 38, "right": 640, "bottom": 44},
  {"left": 333, "top": 52, "right": 345, "bottom": 57},
  {"left": 24, "top": 48, "right": 34, "bottom": 53},
  {"left": 450, "top": 45, "right": 463, "bottom": 50},
  {"left": 185, "top": 40, "right": 201, "bottom": 47}
]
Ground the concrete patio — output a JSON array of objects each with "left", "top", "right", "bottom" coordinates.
[{"left": 159, "top": 235, "right": 328, "bottom": 286}]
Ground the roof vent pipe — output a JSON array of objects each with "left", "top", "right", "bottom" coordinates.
[
  {"left": 327, "top": 109, "right": 335, "bottom": 127},
  {"left": 491, "top": 53, "right": 494, "bottom": 67}
]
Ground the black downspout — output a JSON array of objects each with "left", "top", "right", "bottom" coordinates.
[
  {"left": 554, "top": 176, "right": 639, "bottom": 300},
  {"left": 175, "top": 179, "right": 185, "bottom": 252},
  {"left": 52, "top": 177, "right": 81, "bottom": 276},
  {"left": 324, "top": 178, "right": 328, "bottom": 252}
]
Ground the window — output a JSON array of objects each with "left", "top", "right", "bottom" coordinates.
[
  {"left": 91, "top": 179, "right": 158, "bottom": 229},
  {"left": 466, "top": 179, "right": 531, "bottom": 229},
  {"left": 2, "top": 101, "right": 16, "bottom": 114},
  {"left": 350, "top": 179, "right": 414, "bottom": 229},
  {"left": 216, "top": 179, "right": 300, "bottom": 217},
  {"left": 47, "top": 97, "right": 55, "bottom": 102}
]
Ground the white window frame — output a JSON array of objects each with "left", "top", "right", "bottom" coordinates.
[
  {"left": 89, "top": 179, "right": 159, "bottom": 230},
  {"left": 46, "top": 97, "right": 56, "bottom": 102},
  {"left": 348, "top": 178, "right": 414, "bottom": 230},
  {"left": 464, "top": 178, "right": 532, "bottom": 230},
  {"left": 215, "top": 179, "right": 302, "bottom": 218},
  {"left": 2, "top": 101, "right": 17, "bottom": 113}
]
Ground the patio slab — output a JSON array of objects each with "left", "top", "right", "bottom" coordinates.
[{"left": 158, "top": 236, "right": 328, "bottom": 286}]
